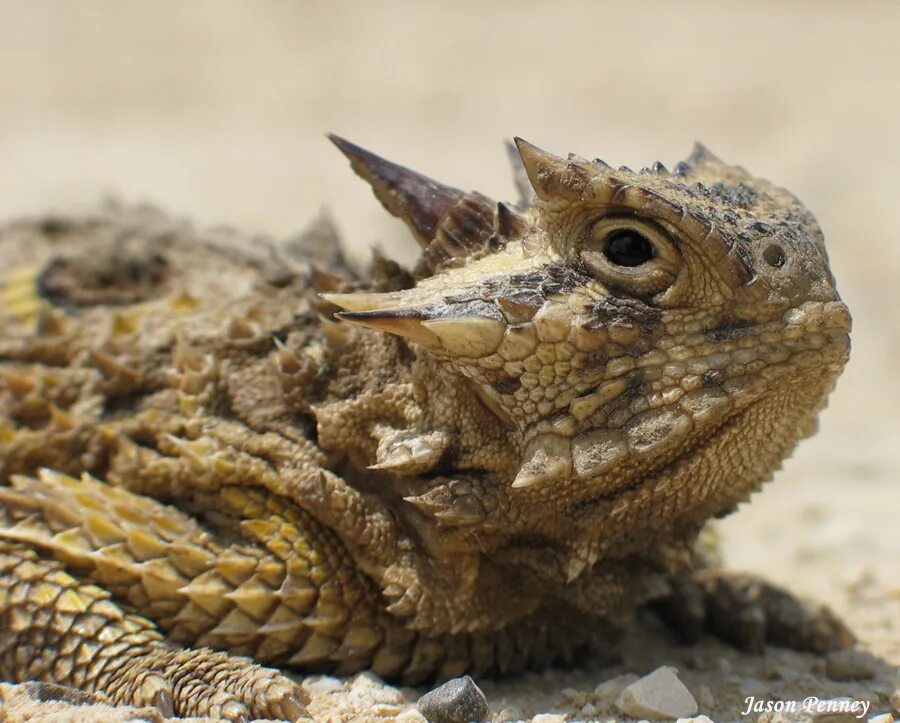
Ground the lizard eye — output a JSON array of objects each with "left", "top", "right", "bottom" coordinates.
[
  {"left": 603, "top": 229, "right": 655, "bottom": 267},
  {"left": 581, "top": 216, "right": 682, "bottom": 298}
]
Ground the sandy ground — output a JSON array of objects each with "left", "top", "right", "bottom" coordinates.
[{"left": 0, "top": 2, "right": 896, "bottom": 720}]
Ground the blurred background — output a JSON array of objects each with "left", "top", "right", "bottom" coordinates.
[{"left": 0, "top": 1, "right": 896, "bottom": 658}]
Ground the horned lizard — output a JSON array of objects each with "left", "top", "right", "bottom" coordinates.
[{"left": 0, "top": 137, "right": 853, "bottom": 720}]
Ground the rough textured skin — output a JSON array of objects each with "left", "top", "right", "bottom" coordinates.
[{"left": 0, "top": 138, "right": 852, "bottom": 719}]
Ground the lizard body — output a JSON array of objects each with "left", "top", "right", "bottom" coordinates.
[{"left": 0, "top": 138, "right": 852, "bottom": 719}]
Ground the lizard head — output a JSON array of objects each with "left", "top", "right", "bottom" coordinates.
[{"left": 327, "top": 136, "right": 851, "bottom": 584}]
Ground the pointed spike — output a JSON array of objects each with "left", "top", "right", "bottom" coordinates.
[
  {"left": 421, "top": 316, "right": 506, "bottom": 357},
  {"left": 273, "top": 338, "right": 302, "bottom": 374},
  {"left": 511, "top": 434, "right": 573, "bottom": 490},
  {"left": 48, "top": 404, "right": 75, "bottom": 431},
  {"left": 287, "top": 632, "right": 339, "bottom": 665},
  {"left": 303, "top": 599, "right": 349, "bottom": 633},
  {"left": 495, "top": 202, "right": 528, "bottom": 241},
  {"left": 89, "top": 349, "right": 140, "bottom": 384},
  {"left": 286, "top": 209, "right": 351, "bottom": 277},
  {"left": 172, "top": 601, "right": 215, "bottom": 632},
  {"left": 329, "top": 134, "right": 465, "bottom": 249},
  {"left": 403, "top": 482, "right": 487, "bottom": 526},
  {"left": 124, "top": 528, "right": 169, "bottom": 562},
  {"left": 434, "top": 508, "right": 484, "bottom": 525},
  {"left": 163, "top": 434, "right": 215, "bottom": 467},
  {"left": 652, "top": 161, "right": 669, "bottom": 174},
  {"left": 309, "top": 267, "right": 345, "bottom": 294},
  {"left": 402, "top": 492, "right": 444, "bottom": 515},
  {"left": 513, "top": 137, "right": 569, "bottom": 201},
  {"left": 257, "top": 604, "right": 305, "bottom": 636},
  {"left": 510, "top": 470, "right": 549, "bottom": 490},
  {"left": 224, "top": 579, "right": 277, "bottom": 621},
  {"left": 688, "top": 141, "right": 722, "bottom": 166},
  {"left": 339, "top": 624, "right": 382, "bottom": 655},
  {"left": 385, "top": 588, "right": 419, "bottom": 617},
  {"left": 320, "top": 291, "right": 404, "bottom": 313},
  {"left": 226, "top": 315, "right": 258, "bottom": 340},
  {"left": 207, "top": 607, "right": 260, "bottom": 638},
  {"left": 505, "top": 139, "right": 533, "bottom": 203},
  {"left": 336, "top": 309, "right": 441, "bottom": 348},
  {"left": 178, "top": 572, "right": 232, "bottom": 617},
  {"left": 370, "top": 430, "right": 449, "bottom": 475},
  {"left": 215, "top": 554, "right": 258, "bottom": 588},
  {"left": 495, "top": 295, "right": 540, "bottom": 324},
  {"left": 319, "top": 316, "right": 352, "bottom": 349}
]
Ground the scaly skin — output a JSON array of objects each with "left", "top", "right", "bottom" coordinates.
[{"left": 0, "top": 138, "right": 852, "bottom": 719}]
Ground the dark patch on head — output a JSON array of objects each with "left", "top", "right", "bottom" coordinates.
[
  {"left": 707, "top": 181, "right": 761, "bottom": 210},
  {"left": 493, "top": 376, "right": 522, "bottom": 394},
  {"left": 706, "top": 319, "right": 756, "bottom": 343},
  {"left": 508, "top": 271, "right": 545, "bottom": 288},
  {"left": 38, "top": 247, "right": 170, "bottom": 308},
  {"left": 588, "top": 295, "right": 663, "bottom": 336},
  {"left": 702, "top": 369, "right": 727, "bottom": 387},
  {"left": 734, "top": 244, "right": 755, "bottom": 279}
]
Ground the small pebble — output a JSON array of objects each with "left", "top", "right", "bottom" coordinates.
[
  {"left": 532, "top": 715, "right": 567, "bottom": 723},
  {"left": 416, "top": 675, "right": 489, "bottom": 723},
  {"left": 616, "top": 666, "right": 698, "bottom": 720},
  {"left": 581, "top": 702, "right": 599, "bottom": 717},
  {"left": 495, "top": 705, "right": 525, "bottom": 722},
  {"left": 348, "top": 671, "right": 404, "bottom": 706},
  {"left": 350, "top": 671, "right": 387, "bottom": 690},
  {"left": 594, "top": 674, "right": 639, "bottom": 703},
  {"left": 824, "top": 650, "right": 877, "bottom": 681},
  {"left": 676, "top": 716, "right": 715, "bottom": 723},
  {"left": 561, "top": 687, "right": 587, "bottom": 706},
  {"left": 301, "top": 675, "right": 344, "bottom": 696}
]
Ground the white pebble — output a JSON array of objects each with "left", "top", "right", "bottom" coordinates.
[
  {"left": 616, "top": 666, "right": 699, "bottom": 720},
  {"left": 496, "top": 706, "right": 525, "bottom": 722},
  {"left": 594, "top": 674, "right": 639, "bottom": 702},
  {"left": 301, "top": 675, "right": 344, "bottom": 696}
]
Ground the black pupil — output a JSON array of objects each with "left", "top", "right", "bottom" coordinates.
[{"left": 604, "top": 230, "right": 654, "bottom": 267}]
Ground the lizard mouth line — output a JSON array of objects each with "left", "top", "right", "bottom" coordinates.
[
  {"left": 576, "top": 353, "right": 831, "bottom": 515},
  {"left": 579, "top": 404, "right": 754, "bottom": 512}
]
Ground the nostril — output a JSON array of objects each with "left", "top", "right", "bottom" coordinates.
[{"left": 763, "top": 244, "right": 787, "bottom": 268}]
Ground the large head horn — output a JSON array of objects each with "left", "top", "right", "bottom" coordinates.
[
  {"left": 330, "top": 135, "right": 504, "bottom": 271},
  {"left": 513, "top": 137, "right": 592, "bottom": 202}
]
